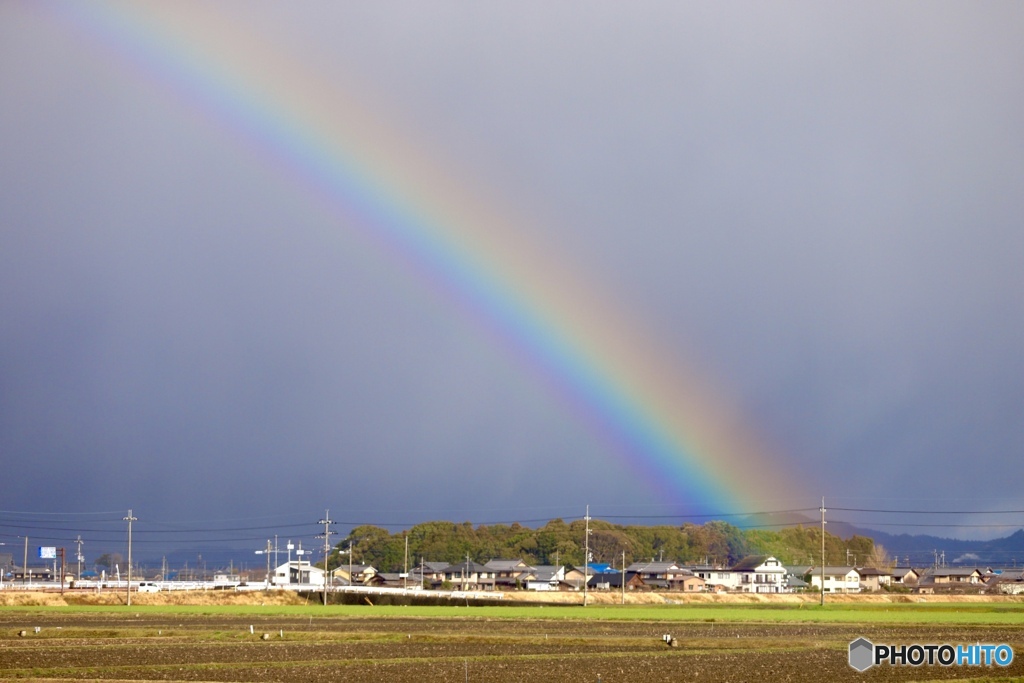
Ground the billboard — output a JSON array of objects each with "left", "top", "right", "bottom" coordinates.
[{"left": 38, "top": 547, "right": 57, "bottom": 559}]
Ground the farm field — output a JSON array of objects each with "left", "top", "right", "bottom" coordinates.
[{"left": 1, "top": 595, "right": 1023, "bottom": 682}]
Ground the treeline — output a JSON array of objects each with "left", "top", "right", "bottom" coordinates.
[{"left": 327, "top": 519, "right": 875, "bottom": 573}]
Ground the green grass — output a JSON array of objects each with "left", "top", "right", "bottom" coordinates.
[{"left": 4, "top": 601, "right": 1024, "bottom": 625}]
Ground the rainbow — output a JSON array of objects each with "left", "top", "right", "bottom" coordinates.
[{"left": 46, "top": 2, "right": 803, "bottom": 515}]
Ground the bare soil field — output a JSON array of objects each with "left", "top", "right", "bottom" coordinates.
[
  {"left": 3, "top": 588, "right": 1020, "bottom": 608},
  {"left": 1, "top": 592, "right": 1023, "bottom": 682}
]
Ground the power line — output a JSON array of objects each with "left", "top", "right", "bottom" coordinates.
[
  {"left": 832, "top": 520, "right": 1024, "bottom": 529},
  {"left": 600, "top": 508, "right": 819, "bottom": 520},
  {"left": 0, "top": 521, "right": 313, "bottom": 534},
  {"left": 832, "top": 507, "right": 1024, "bottom": 515},
  {"left": 0, "top": 509, "right": 125, "bottom": 517}
]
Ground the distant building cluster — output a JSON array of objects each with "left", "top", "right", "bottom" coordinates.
[
  {"left": 267, "top": 555, "right": 1024, "bottom": 596},
  {"left": 5, "top": 549, "right": 1024, "bottom": 596}
]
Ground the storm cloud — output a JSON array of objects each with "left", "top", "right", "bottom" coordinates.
[{"left": 1, "top": 1, "right": 1022, "bottom": 556}]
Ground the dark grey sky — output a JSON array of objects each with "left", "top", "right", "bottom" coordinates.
[{"left": 1, "top": 1, "right": 1022, "bottom": 558}]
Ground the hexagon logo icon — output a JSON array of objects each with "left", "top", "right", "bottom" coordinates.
[{"left": 849, "top": 637, "right": 875, "bottom": 672}]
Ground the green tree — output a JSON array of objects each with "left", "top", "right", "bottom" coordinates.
[{"left": 94, "top": 553, "right": 122, "bottom": 571}]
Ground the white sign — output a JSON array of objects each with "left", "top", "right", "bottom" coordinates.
[{"left": 38, "top": 547, "right": 57, "bottom": 559}]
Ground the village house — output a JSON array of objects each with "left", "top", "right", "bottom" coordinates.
[
  {"left": 808, "top": 566, "right": 861, "bottom": 593},
  {"left": 986, "top": 570, "right": 1024, "bottom": 595},
  {"left": 676, "top": 572, "right": 706, "bottom": 592},
  {"left": 411, "top": 561, "right": 450, "bottom": 588},
  {"left": 443, "top": 560, "right": 495, "bottom": 591},
  {"left": 372, "top": 572, "right": 420, "bottom": 589},
  {"left": 588, "top": 571, "right": 645, "bottom": 591},
  {"left": 272, "top": 560, "right": 323, "bottom": 586},
  {"left": 689, "top": 564, "right": 742, "bottom": 591},
  {"left": 417, "top": 565, "right": 450, "bottom": 585},
  {"left": 331, "top": 564, "right": 377, "bottom": 586},
  {"left": 730, "top": 556, "right": 787, "bottom": 593},
  {"left": 913, "top": 567, "right": 987, "bottom": 594},
  {"left": 921, "top": 567, "right": 984, "bottom": 584},
  {"left": 564, "top": 565, "right": 600, "bottom": 590},
  {"left": 521, "top": 566, "right": 566, "bottom": 591},
  {"left": 785, "top": 569, "right": 810, "bottom": 592},
  {"left": 854, "top": 567, "right": 889, "bottom": 592},
  {"left": 626, "top": 561, "right": 703, "bottom": 591},
  {"left": 889, "top": 566, "right": 921, "bottom": 586},
  {"left": 484, "top": 559, "right": 533, "bottom": 589},
  {"left": 10, "top": 566, "right": 56, "bottom": 582}
]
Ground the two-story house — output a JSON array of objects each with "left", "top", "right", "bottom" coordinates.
[
  {"left": 443, "top": 560, "right": 495, "bottom": 591},
  {"left": 484, "top": 559, "right": 533, "bottom": 589},
  {"left": 808, "top": 566, "right": 861, "bottom": 593},
  {"left": 626, "top": 561, "right": 702, "bottom": 591},
  {"left": 731, "top": 556, "right": 787, "bottom": 593}
]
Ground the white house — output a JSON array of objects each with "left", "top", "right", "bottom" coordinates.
[
  {"left": 689, "top": 564, "right": 742, "bottom": 591},
  {"left": 522, "top": 565, "right": 565, "bottom": 591},
  {"left": 731, "top": 556, "right": 787, "bottom": 593},
  {"left": 808, "top": 566, "right": 861, "bottom": 593},
  {"left": 272, "top": 560, "right": 324, "bottom": 586}
]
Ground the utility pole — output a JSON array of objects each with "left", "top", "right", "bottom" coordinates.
[
  {"left": 264, "top": 540, "right": 272, "bottom": 587},
  {"left": 75, "top": 535, "right": 84, "bottom": 584},
  {"left": 254, "top": 541, "right": 273, "bottom": 588},
  {"left": 123, "top": 510, "right": 137, "bottom": 606},
  {"left": 583, "top": 505, "right": 591, "bottom": 607},
  {"left": 286, "top": 541, "right": 294, "bottom": 585},
  {"left": 621, "top": 549, "right": 626, "bottom": 605},
  {"left": 819, "top": 498, "right": 826, "bottom": 607},
  {"left": 23, "top": 536, "right": 28, "bottom": 586},
  {"left": 317, "top": 510, "right": 334, "bottom": 606},
  {"left": 58, "top": 548, "right": 66, "bottom": 595},
  {"left": 403, "top": 534, "right": 409, "bottom": 591}
]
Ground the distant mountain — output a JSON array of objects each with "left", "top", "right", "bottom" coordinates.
[
  {"left": 845, "top": 527, "right": 1024, "bottom": 568},
  {"left": 744, "top": 511, "right": 1024, "bottom": 569}
]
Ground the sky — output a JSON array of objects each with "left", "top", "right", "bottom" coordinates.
[{"left": 1, "top": 1, "right": 1022, "bottom": 563}]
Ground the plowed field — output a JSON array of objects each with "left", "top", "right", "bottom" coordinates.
[{"left": 2, "top": 610, "right": 1022, "bottom": 681}]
